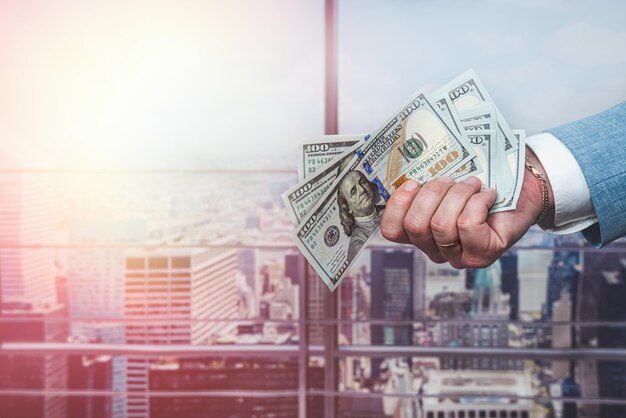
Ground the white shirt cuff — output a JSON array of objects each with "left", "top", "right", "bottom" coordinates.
[{"left": 526, "top": 132, "right": 598, "bottom": 235}]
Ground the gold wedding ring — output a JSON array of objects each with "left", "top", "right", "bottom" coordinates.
[{"left": 436, "top": 240, "right": 459, "bottom": 248}]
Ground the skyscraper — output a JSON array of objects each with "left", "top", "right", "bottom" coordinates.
[
  {"left": 0, "top": 302, "right": 68, "bottom": 418},
  {"left": 0, "top": 155, "right": 58, "bottom": 305},
  {"left": 70, "top": 323, "right": 126, "bottom": 418},
  {"left": 545, "top": 250, "right": 580, "bottom": 320},
  {"left": 237, "top": 248, "right": 258, "bottom": 291},
  {"left": 596, "top": 261, "right": 626, "bottom": 418},
  {"left": 67, "top": 219, "right": 147, "bottom": 326},
  {"left": 500, "top": 251, "right": 519, "bottom": 320},
  {"left": 371, "top": 248, "right": 415, "bottom": 346},
  {"left": 439, "top": 261, "right": 521, "bottom": 371},
  {"left": 65, "top": 220, "right": 147, "bottom": 418},
  {"left": 284, "top": 250, "right": 303, "bottom": 286},
  {"left": 518, "top": 249, "right": 553, "bottom": 314},
  {"left": 575, "top": 249, "right": 626, "bottom": 418},
  {"left": 307, "top": 265, "right": 325, "bottom": 345},
  {"left": 149, "top": 357, "right": 324, "bottom": 418},
  {"left": 67, "top": 341, "right": 114, "bottom": 418},
  {"left": 123, "top": 245, "right": 239, "bottom": 418},
  {"left": 370, "top": 248, "right": 425, "bottom": 376}
]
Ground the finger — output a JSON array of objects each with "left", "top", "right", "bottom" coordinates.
[
  {"left": 457, "top": 188, "right": 501, "bottom": 265},
  {"left": 431, "top": 176, "right": 482, "bottom": 262},
  {"left": 403, "top": 176, "right": 455, "bottom": 263},
  {"left": 380, "top": 180, "right": 421, "bottom": 244}
]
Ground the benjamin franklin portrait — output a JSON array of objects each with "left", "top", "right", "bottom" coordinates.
[{"left": 337, "top": 170, "right": 385, "bottom": 263}]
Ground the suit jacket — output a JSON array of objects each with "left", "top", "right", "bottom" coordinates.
[{"left": 547, "top": 101, "right": 626, "bottom": 247}]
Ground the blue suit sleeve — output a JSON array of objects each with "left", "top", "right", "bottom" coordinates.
[{"left": 546, "top": 101, "right": 626, "bottom": 247}]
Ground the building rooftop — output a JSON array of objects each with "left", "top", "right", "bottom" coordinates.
[{"left": 423, "top": 370, "right": 532, "bottom": 406}]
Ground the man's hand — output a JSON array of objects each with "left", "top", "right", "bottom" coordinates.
[{"left": 380, "top": 146, "right": 554, "bottom": 268}]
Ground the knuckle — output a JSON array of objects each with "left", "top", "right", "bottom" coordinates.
[
  {"left": 452, "top": 183, "right": 476, "bottom": 197},
  {"left": 421, "top": 180, "right": 446, "bottom": 195},
  {"left": 380, "top": 223, "right": 403, "bottom": 242},
  {"left": 387, "top": 191, "right": 402, "bottom": 204},
  {"left": 389, "top": 192, "right": 414, "bottom": 208},
  {"left": 403, "top": 215, "right": 429, "bottom": 237},
  {"left": 430, "top": 215, "right": 453, "bottom": 235},
  {"left": 456, "top": 214, "right": 478, "bottom": 231}
]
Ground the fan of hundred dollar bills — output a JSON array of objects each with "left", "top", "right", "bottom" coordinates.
[{"left": 282, "top": 69, "right": 526, "bottom": 291}]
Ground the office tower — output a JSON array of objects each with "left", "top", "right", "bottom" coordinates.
[
  {"left": 237, "top": 248, "right": 258, "bottom": 291},
  {"left": 552, "top": 292, "right": 573, "bottom": 380},
  {"left": 371, "top": 248, "right": 415, "bottom": 345},
  {"left": 500, "top": 251, "right": 519, "bottom": 320},
  {"left": 577, "top": 247, "right": 626, "bottom": 345},
  {"left": 259, "top": 258, "right": 284, "bottom": 295},
  {"left": 284, "top": 250, "right": 303, "bottom": 285},
  {"left": 576, "top": 247, "right": 608, "bottom": 418},
  {"left": 149, "top": 357, "right": 324, "bottom": 418},
  {"left": 307, "top": 265, "right": 325, "bottom": 345},
  {"left": 269, "top": 277, "right": 299, "bottom": 320},
  {"left": 432, "top": 291, "right": 472, "bottom": 344},
  {"left": 596, "top": 260, "right": 626, "bottom": 418},
  {"left": 370, "top": 248, "right": 425, "bottom": 377},
  {"left": 66, "top": 220, "right": 146, "bottom": 418},
  {"left": 339, "top": 268, "right": 371, "bottom": 353},
  {"left": 67, "top": 219, "right": 147, "bottom": 326},
  {"left": 67, "top": 343, "right": 113, "bottom": 418},
  {"left": 0, "top": 155, "right": 58, "bottom": 305},
  {"left": 0, "top": 302, "right": 68, "bottom": 418},
  {"left": 438, "top": 261, "right": 521, "bottom": 371},
  {"left": 71, "top": 323, "right": 126, "bottom": 418},
  {"left": 545, "top": 250, "right": 580, "bottom": 320},
  {"left": 576, "top": 251, "right": 626, "bottom": 418},
  {"left": 123, "top": 246, "right": 239, "bottom": 418},
  {"left": 518, "top": 249, "right": 553, "bottom": 314},
  {"left": 339, "top": 272, "right": 356, "bottom": 344},
  {"left": 413, "top": 252, "right": 427, "bottom": 319},
  {"left": 561, "top": 375, "right": 581, "bottom": 418}
]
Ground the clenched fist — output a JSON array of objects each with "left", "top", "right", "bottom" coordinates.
[{"left": 380, "top": 146, "right": 554, "bottom": 268}]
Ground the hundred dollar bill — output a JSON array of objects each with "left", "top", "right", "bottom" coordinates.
[
  {"left": 366, "top": 91, "right": 476, "bottom": 193},
  {"left": 291, "top": 154, "right": 384, "bottom": 291},
  {"left": 463, "top": 130, "right": 495, "bottom": 188},
  {"left": 459, "top": 104, "right": 498, "bottom": 188},
  {"left": 458, "top": 103, "right": 525, "bottom": 213},
  {"left": 298, "top": 134, "right": 363, "bottom": 180},
  {"left": 492, "top": 129, "right": 526, "bottom": 213},
  {"left": 453, "top": 100, "right": 515, "bottom": 210},
  {"left": 283, "top": 137, "right": 366, "bottom": 225},
  {"left": 292, "top": 90, "right": 476, "bottom": 290},
  {"left": 433, "top": 71, "right": 518, "bottom": 212},
  {"left": 434, "top": 97, "right": 483, "bottom": 181},
  {"left": 433, "top": 69, "right": 518, "bottom": 156}
]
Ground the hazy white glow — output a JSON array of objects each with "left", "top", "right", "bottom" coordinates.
[{"left": 0, "top": 0, "right": 323, "bottom": 169}]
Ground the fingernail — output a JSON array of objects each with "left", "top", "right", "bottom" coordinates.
[
  {"left": 439, "top": 176, "right": 454, "bottom": 185},
  {"left": 403, "top": 180, "right": 418, "bottom": 191},
  {"left": 462, "top": 176, "right": 480, "bottom": 186},
  {"left": 485, "top": 187, "right": 496, "bottom": 194}
]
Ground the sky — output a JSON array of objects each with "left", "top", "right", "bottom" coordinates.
[{"left": 1, "top": 0, "right": 625, "bottom": 170}]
